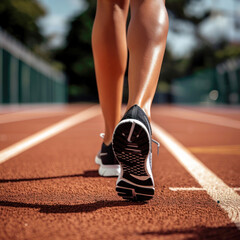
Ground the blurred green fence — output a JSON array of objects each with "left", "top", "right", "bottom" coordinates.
[
  {"left": 0, "top": 28, "right": 67, "bottom": 104},
  {"left": 171, "top": 59, "right": 240, "bottom": 105}
]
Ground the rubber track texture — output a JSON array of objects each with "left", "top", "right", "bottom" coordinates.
[{"left": 113, "top": 120, "right": 154, "bottom": 201}]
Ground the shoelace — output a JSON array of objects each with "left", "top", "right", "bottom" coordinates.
[{"left": 99, "top": 133, "right": 160, "bottom": 155}]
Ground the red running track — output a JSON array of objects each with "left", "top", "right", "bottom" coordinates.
[{"left": 0, "top": 104, "right": 239, "bottom": 240}]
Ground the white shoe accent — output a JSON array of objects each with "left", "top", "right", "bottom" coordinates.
[
  {"left": 127, "top": 122, "right": 135, "bottom": 142},
  {"left": 99, "top": 153, "right": 108, "bottom": 156},
  {"left": 95, "top": 155, "right": 120, "bottom": 176},
  {"left": 99, "top": 164, "right": 120, "bottom": 177},
  {"left": 146, "top": 153, "right": 154, "bottom": 186},
  {"left": 95, "top": 155, "right": 101, "bottom": 165}
]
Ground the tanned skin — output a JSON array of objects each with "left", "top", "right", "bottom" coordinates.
[{"left": 92, "top": 0, "right": 169, "bottom": 145}]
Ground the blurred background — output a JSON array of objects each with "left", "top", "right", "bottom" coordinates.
[{"left": 0, "top": 0, "right": 240, "bottom": 105}]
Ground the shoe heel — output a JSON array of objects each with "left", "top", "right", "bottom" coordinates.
[
  {"left": 116, "top": 179, "right": 154, "bottom": 201},
  {"left": 113, "top": 119, "right": 154, "bottom": 201}
]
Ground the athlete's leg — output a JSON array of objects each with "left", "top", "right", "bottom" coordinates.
[
  {"left": 92, "top": 0, "right": 129, "bottom": 145},
  {"left": 126, "top": 0, "right": 168, "bottom": 119}
]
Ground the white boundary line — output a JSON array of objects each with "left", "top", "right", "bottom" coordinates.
[
  {"left": 152, "top": 122, "right": 240, "bottom": 230},
  {"left": 0, "top": 106, "right": 68, "bottom": 124},
  {"left": 157, "top": 108, "right": 240, "bottom": 130},
  {"left": 0, "top": 111, "right": 67, "bottom": 124},
  {"left": 169, "top": 187, "right": 240, "bottom": 191},
  {"left": 0, "top": 105, "right": 101, "bottom": 164}
]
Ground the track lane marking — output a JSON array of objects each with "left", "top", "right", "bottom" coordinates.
[
  {"left": 152, "top": 122, "right": 240, "bottom": 230},
  {"left": 169, "top": 187, "right": 240, "bottom": 191},
  {"left": 0, "top": 112, "right": 68, "bottom": 124},
  {"left": 157, "top": 108, "right": 240, "bottom": 130},
  {"left": 0, "top": 107, "right": 69, "bottom": 124},
  {"left": 0, "top": 105, "right": 101, "bottom": 164}
]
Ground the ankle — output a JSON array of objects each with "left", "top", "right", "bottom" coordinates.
[
  {"left": 126, "top": 102, "right": 151, "bottom": 121},
  {"left": 103, "top": 134, "right": 112, "bottom": 146}
]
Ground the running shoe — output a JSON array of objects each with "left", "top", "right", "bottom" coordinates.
[
  {"left": 112, "top": 105, "right": 158, "bottom": 201},
  {"left": 95, "top": 141, "right": 120, "bottom": 177}
]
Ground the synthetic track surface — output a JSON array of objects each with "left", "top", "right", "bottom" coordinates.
[{"left": 0, "top": 104, "right": 239, "bottom": 240}]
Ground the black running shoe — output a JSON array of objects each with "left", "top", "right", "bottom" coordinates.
[
  {"left": 112, "top": 105, "right": 156, "bottom": 201},
  {"left": 95, "top": 142, "right": 120, "bottom": 177}
]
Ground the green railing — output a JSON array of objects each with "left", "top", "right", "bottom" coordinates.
[
  {"left": 0, "top": 28, "right": 67, "bottom": 104},
  {"left": 171, "top": 59, "right": 240, "bottom": 105}
]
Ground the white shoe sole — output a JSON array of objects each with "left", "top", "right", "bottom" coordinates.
[{"left": 95, "top": 155, "right": 120, "bottom": 177}]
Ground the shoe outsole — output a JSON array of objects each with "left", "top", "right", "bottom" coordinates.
[{"left": 113, "top": 119, "right": 154, "bottom": 201}]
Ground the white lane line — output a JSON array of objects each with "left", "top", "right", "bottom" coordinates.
[
  {"left": 152, "top": 122, "right": 240, "bottom": 230},
  {"left": 0, "top": 111, "right": 67, "bottom": 124},
  {"left": 0, "top": 106, "right": 69, "bottom": 124},
  {"left": 0, "top": 105, "right": 101, "bottom": 164},
  {"left": 169, "top": 187, "right": 240, "bottom": 191},
  {"left": 0, "top": 104, "right": 66, "bottom": 113},
  {"left": 157, "top": 108, "right": 240, "bottom": 130}
]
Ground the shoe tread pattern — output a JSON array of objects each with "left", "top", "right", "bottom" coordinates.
[{"left": 113, "top": 121, "right": 154, "bottom": 201}]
